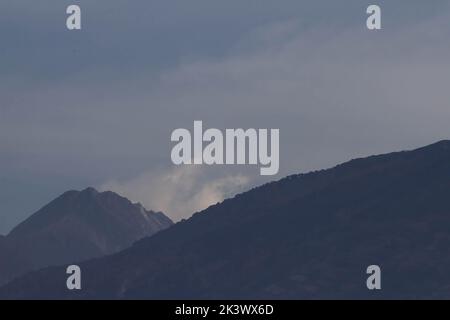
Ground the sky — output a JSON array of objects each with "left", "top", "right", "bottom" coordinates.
[{"left": 1, "top": 0, "right": 450, "bottom": 234}]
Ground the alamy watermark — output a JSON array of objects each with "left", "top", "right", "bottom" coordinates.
[
  {"left": 171, "top": 121, "right": 279, "bottom": 176},
  {"left": 65, "top": 4, "right": 381, "bottom": 31},
  {"left": 366, "top": 265, "right": 381, "bottom": 290},
  {"left": 66, "top": 265, "right": 81, "bottom": 290}
]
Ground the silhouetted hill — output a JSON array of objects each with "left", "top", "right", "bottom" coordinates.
[
  {"left": 2, "top": 141, "right": 450, "bottom": 299},
  {"left": 0, "top": 188, "right": 173, "bottom": 286},
  {"left": 0, "top": 236, "right": 31, "bottom": 288}
]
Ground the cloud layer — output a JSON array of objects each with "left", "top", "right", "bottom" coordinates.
[
  {"left": 100, "top": 166, "right": 250, "bottom": 221},
  {"left": 1, "top": 1, "right": 450, "bottom": 233}
]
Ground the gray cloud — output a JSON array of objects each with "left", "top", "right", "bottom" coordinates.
[{"left": 1, "top": 1, "right": 450, "bottom": 233}]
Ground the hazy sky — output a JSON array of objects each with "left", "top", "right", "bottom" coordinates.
[{"left": 1, "top": 1, "right": 450, "bottom": 234}]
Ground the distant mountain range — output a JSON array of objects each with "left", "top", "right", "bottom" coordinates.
[
  {"left": 2, "top": 140, "right": 450, "bottom": 299},
  {"left": 0, "top": 188, "right": 173, "bottom": 286}
]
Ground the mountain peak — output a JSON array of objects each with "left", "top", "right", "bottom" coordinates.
[
  {"left": 81, "top": 186, "right": 99, "bottom": 195},
  {"left": 1, "top": 188, "right": 173, "bottom": 286},
  {"left": 9, "top": 187, "right": 172, "bottom": 239}
]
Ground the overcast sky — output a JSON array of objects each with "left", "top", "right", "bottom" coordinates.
[{"left": 1, "top": 1, "right": 450, "bottom": 234}]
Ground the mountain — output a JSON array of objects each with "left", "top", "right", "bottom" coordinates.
[
  {"left": 0, "top": 232, "right": 33, "bottom": 288},
  {"left": 2, "top": 141, "right": 450, "bottom": 299},
  {"left": 0, "top": 236, "right": 31, "bottom": 288},
  {"left": 0, "top": 188, "right": 173, "bottom": 286}
]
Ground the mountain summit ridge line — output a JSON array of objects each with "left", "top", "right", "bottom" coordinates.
[{"left": 0, "top": 188, "right": 173, "bottom": 287}]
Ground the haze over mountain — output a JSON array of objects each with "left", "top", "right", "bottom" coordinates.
[
  {"left": 2, "top": 141, "right": 450, "bottom": 299},
  {"left": 0, "top": 188, "right": 173, "bottom": 286}
]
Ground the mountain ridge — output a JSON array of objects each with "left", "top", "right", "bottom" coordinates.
[
  {"left": 0, "top": 188, "right": 173, "bottom": 287},
  {"left": 2, "top": 140, "right": 450, "bottom": 299}
]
